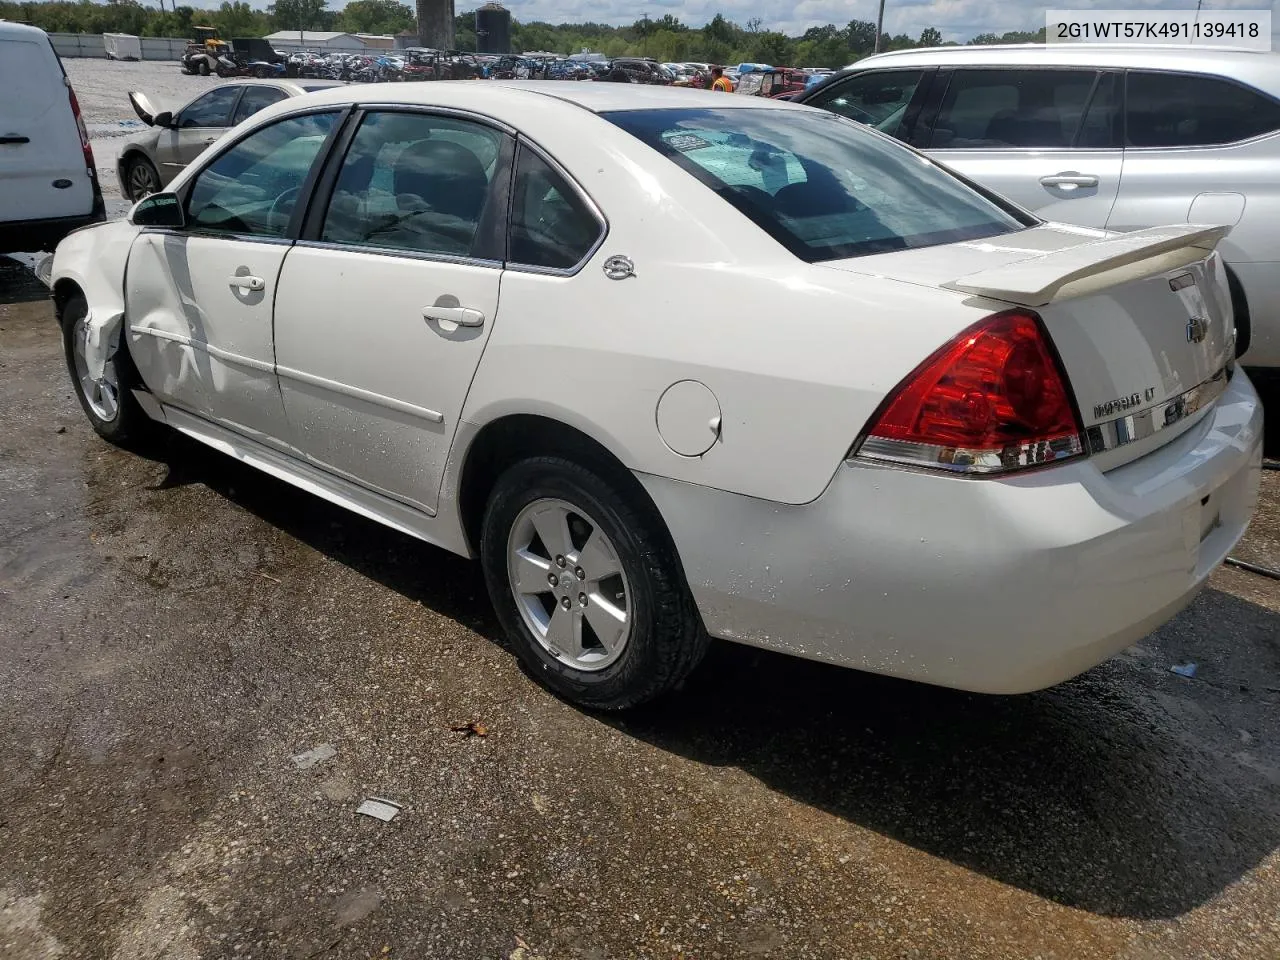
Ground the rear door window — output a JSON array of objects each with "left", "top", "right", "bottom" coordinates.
[
  {"left": 179, "top": 86, "right": 243, "bottom": 129},
  {"left": 804, "top": 70, "right": 926, "bottom": 140},
  {"left": 1125, "top": 71, "right": 1280, "bottom": 147},
  {"left": 605, "top": 107, "right": 1028, "bottom": 263},
  {"left": 929, "top": 69, "right": 1098, "bottom": 149},
  {"left": 318, "top": 110, "right": 505, "bottom": 259},
  {"left": 231, "top": 86, "right": 288, "bottom": 125}
]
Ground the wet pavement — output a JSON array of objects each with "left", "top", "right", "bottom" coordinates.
[{"left": 2, "top": 261, "right": 1280, "bottom": 960}]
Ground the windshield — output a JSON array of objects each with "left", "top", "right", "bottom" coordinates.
[{"left": 603, "top": 107, "right": 1031, "bottom": 262}]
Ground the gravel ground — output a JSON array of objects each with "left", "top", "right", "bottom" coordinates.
[{"left": 1, "top": 255, "right": 1280, "bottom": 959}]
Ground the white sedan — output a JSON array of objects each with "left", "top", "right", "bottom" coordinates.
[{"left": 51, "top": 82, "right": 1263, "bottom": 710}]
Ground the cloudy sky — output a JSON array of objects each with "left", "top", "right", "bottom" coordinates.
[{"left": 186, "top": 0, "right": 1277, "bottom": 44}]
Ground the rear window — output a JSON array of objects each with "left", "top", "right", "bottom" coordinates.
[{"left": 603, "top": 108, "right": 1028, "bottom": 262}]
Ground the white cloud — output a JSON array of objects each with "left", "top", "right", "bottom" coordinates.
[{"left": 180, "top": 0, "right": 1278, "bottom": 45}]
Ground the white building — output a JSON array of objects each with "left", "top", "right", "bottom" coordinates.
[{"left": 263, "top": 31, "right": 366, "bottom": 53}]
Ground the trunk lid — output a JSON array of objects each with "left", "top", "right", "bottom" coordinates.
[{"left": 822, "top": 222, "right": 1235, "bottom": 471}]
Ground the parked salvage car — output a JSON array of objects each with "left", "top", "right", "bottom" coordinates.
[
  {"left": 52, "top": 83, "right": 1262, "bottom": 710},
  {"left": 794, "top": 43, "right": 1280, "bottom": 368},
  {"left": 120, "top": 79, "right": 344, "bottom": 201}
]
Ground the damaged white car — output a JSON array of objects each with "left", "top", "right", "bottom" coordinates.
[{"left": 52, "top": 83, "right": 1263, "bottom": 709}]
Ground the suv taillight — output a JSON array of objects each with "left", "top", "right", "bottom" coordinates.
[
  {"left": 66, "top": 82, "right": 96, "bottom": 176},
  {"left": 853, "top": 310, "right": 1085, "bottom": 476}
]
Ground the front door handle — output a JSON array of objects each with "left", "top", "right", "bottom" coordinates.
[
  {"left": 1039, "top": 172, "right": 1099, "bottom": 189},
  {"left": 0, "top": 135, "right": 30, "bottom": 145},
  {"left": 204, "top": 137, "right": 218, "bottom": 144},
  {"left": 423, "top": 305, "right": 485, "bottom": 327},
  {"left": 229, "top": 275, "right": 265, "bottom": 292}
]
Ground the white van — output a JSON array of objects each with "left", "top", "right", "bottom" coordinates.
[{"left": 0, "top": 21, "right": 104, "bottom": 254}]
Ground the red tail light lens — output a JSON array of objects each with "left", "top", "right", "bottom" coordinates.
[
  {"left": 67, "top": 83, "right": 96, "bottom": 175},
  {"left": 854, "top": 310, "right": 1084, "bottom": 475}
]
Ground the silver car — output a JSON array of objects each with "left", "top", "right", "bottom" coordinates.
[
  {"left": 119, "top": 79, "right": 343, "bottom": 202},
  {"left": 797, "top": 44, "right": 1280, "bottom": 368}
]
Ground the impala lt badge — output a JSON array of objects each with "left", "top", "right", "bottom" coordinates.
[{"left": 1186, "top": 316, "right": 1208, "bottom": 344}]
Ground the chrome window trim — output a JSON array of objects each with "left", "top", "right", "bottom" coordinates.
[
  {"left": 504, "top": 136, "right": 609, "bottom": 277},
  {"left": 139, "top": 227, "right": 293, "bottom": 247},
  {"left": 1084, "top": 366, "right": 1230, "bottom": 454},
  {"left": 349, "top": 102, "right": 517, "bottom": 136},
  {"left": 293, "top": 238, "right": 502, "bottom": 271}
]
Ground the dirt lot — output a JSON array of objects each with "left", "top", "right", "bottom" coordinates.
[
  {"left": 1, "top": 248, "right": 1280, "bottom": 960},
  {"left": 2, "top": 56, "right": 1280, "bottom": 960}
]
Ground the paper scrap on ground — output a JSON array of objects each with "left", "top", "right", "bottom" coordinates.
[{"left": 356, "top": 798, "right": 402, "bottom": 822}]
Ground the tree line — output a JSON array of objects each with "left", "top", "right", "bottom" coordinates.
[{"left": 0, "top": 0, "right": 1046, "bottom": 68}]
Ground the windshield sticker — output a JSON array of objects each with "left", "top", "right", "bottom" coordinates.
[{"left": 666, "top": 133, "right": 714, "bottom": 152}]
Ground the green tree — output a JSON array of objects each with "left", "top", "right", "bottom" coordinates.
[
  {"left": 336, "top": 0, "right": 413, "bottom": 34},
  {"left": 269, "top": 0, "right": 328, "bottom": 31},
  {"left": 918, "top": 26, "right": 942, "bottom": 47},
  {"left": 216, "top": 0, "right": 269, "bottom": 37}
]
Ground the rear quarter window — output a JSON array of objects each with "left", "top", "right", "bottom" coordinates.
[
  {"left": 1126, "top": 71, "right": 1280, "bottom": 147},
  {"left": 604, "top": 107, "right": 1030, "bottom": 262}
]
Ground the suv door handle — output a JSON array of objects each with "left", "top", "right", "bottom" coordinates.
[
  {"left": 0, "top": 135, "right": 30, "bottom": 145},
  {"left": 423, "top": 305, "right": 485, "bottom": 327},
  {"left": 229, "top": 275, "right": 266, "bottom": 292},
  {"left": 1040, "top": 172, "right": 1099, "bottom": 189}
]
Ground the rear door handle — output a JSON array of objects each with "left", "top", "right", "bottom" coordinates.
[
  {"left": 1039, "top": 172, "right": 1099, "bottom": 189},
  {"left": 0, "top": 135, "right": 30, "bottom": 145},
  {"left": 229, "top": 275, "right": 265, "bottom": 292},
  {"left": 423, "top": 306, "right": 485, "bottom": 327},
  {"left": 204, "top": 137, "right": 218, "bottom": 144}
]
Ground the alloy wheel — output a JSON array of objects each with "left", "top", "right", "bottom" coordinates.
[
  {"left": 70, "top": 313, "right": 120, "bottom": 422},
  {"left": 506, "top": 498, "right": 632, "bottom": 671},
  {"left": 128, "top": 161, "right": 158, "bottom": 201}
]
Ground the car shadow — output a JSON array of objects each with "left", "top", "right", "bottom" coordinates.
[
  {"left": 0, "top": 255, "right": 51, "bottom": 305},
  {"left": 129, "top": 430, "right": 1280, "bottom": 922}
]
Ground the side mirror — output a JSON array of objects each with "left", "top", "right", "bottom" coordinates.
[
  {"left": 129, "top": 192, "right": 185, "bottom": 229},
  {"left": 154, "top": 111, "right": 174, "bottom": 128}
]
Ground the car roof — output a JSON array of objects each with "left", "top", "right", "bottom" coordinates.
[
  {"left": 290, "top": 79, "right": 801, "bottom": 115},
  {"left": 847, "top": 44, "right": 1280, "bottom": 92}
]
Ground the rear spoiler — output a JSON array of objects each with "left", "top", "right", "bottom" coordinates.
[{"left": 943, "top": 224, "right": 1231, "bottom": 307}]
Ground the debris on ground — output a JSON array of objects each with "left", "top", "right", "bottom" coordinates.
[
  {"left": 530, "top": 793, "right": 550, "bottom": 815},
  {"left": 355, "top": 797, "right": 402, "bottom": 822},
  {"left": 451, "top": 721, "right": 489, "bottom": 738},
  {"left": 1170, "top": 662, "right": 1199, "bottom": 678},
  {"left": 509, "top": 936, "right": 548, "bottom": 960},
  {"left": 291, "top": 743, "right": 337, "bottom": 770}
]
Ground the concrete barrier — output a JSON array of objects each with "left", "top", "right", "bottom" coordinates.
[{"left": 49, "top": 33, "right": 191, "bottom": 61}]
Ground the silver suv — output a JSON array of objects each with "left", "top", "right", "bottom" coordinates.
[{"left": 796, "top": 44, "right": 1280, "bottom": 367}]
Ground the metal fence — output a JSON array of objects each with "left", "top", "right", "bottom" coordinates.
[{"left": 49, "top": 33, "right": 190, "bottom": 61}]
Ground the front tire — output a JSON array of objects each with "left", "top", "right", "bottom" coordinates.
[
  {"left": 480, "top": 456, "right": 707, "bottom": 710},
  {"left": 124, "top": 155, "right": 160, "bottom": 202},
  {"left": 61, "top": 295, "right": 152, "bottom": 445}
]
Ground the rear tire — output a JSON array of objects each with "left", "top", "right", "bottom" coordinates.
[
  {"left": 61, "top": 295, "right": 153, "bottom": 445},
  {"left": 480, "top": 456, "right": 707, "bottom": 710}
]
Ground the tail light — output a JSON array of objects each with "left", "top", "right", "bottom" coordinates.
[
  {"left": 66, "top": 81, "right": 96, "bottom": 177},
  {"left": 852, "top": 310, "right": 1084, "bottom": 476}
]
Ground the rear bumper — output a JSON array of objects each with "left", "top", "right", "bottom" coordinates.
[
  {"left": 0, "top": 200, "right": 106, "bottom": 255},
  {"left": 640, "top": 371, "right": 1264, "bottom": 694}
]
